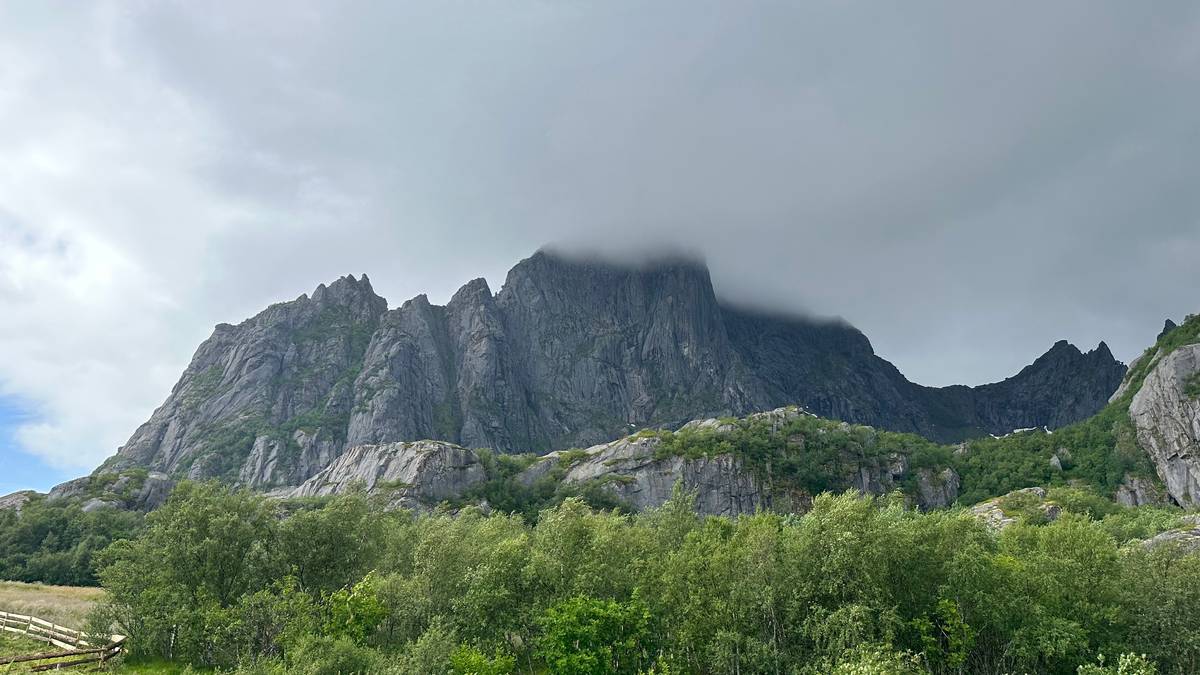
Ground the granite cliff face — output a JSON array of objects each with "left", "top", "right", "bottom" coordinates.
[
  {"left": 99, "top": 250, "right": 1125, "bottom": 487},
  {"left": 1130, "top": 343, "right": 1200, "bottom": 507},
  {"left": 288, "top": 440, "right": 487, "bottom": 510}
]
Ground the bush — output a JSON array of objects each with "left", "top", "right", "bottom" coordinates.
[{"left": 292, "top": 635, "right": 381, "bottom": 675}]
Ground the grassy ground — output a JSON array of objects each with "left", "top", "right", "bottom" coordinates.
[
  {"left": 0, "top": 630, "right": 45, "bottom": 655},
  {"left": 0, "top": 581, "right": 105, "bottom": 629},
  {"left": 0, "top": 581, "right": 194, "bottom": 673},
  {"left": 0, "top": 581, "right": 109, "bottom": 672}
]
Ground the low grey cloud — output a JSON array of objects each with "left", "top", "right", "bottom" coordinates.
[{"left": 1, "top": 1, "right": 1199, "bottom": 470}]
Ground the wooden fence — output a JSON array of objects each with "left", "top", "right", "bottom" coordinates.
[{"left": 0, "top": 611, "right": 125, "bottom": 671}]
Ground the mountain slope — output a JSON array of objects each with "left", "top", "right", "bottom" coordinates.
[{"left": 99, "top": 250, "right": 1126, "bottom": 487}]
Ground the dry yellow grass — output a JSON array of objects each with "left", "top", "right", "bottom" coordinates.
[{"left": 0, "top": 581, "right": 105, "bottom": 630}]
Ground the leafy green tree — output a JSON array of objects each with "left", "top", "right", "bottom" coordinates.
[
  {"left": 537, "top": 596, "right": 654, "bottom": 675},
  {"left": 279, "top": 493, "right": 382, "bottom": 594},
  {"left": 326, "top": 572, "right": 388, "bottom": 644}
]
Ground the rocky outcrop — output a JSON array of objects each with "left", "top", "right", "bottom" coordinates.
[
  {"left": 1115, "top": 474, "right": 1169, "bottom": 507},
  {"left": 1129, "top": 343, "right": 1200, "bottom": 507},
  {"left": 47, "top": 477, "right": 92, "bottom": 502},
  {"left": 131, "top": 472, "right": 176, "bottom": 511},
  {"left": 1143, "top": 515, "right": 1200, "bottom": 554},
  {"left": 44, "top": 471, "right": 175, "bottom": 513},
  {"left": 915, "top": 468, "right": 961, "bottom": 509},
  {"left": 97, "top": 250, "right": 1125, "bottom": 485},
  {"left": 969, "top": 487, "right": 1062, "bottom": 530},
  {"left": 529, "top": 436, "right": 770, "bottom": 517},
  {"left": 288, "top": 440, "right": 487, "bottom": 510},
  {"left": 516, "top": 407, "right": 959, "bottom": 515},
  {"left": 0, "top": 491, "right": 35, "bottom": 512}
]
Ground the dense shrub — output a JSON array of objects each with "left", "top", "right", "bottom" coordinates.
[{"left": 89, "top": 482, "right": 1200, "bottom": 674}]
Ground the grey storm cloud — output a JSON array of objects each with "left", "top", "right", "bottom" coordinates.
[{"left": 1, "top": 1, "right": 1199, "bottom": 469}]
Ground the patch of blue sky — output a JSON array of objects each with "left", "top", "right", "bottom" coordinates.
[{"left": 0, "top": 395, "right": 73, "bottom": 494}]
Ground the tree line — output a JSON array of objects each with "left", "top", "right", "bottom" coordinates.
[{"left": 83, "top": 482, "right": 1196, "bottom": 674}]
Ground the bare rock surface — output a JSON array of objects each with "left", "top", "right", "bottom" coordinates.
[
  {"left": 288, "top": 440, "right": 487, "bottom": 510},
  {"left": 1129, "top": 343, "right": 1200, "bottom": 507},
  {"left": 0, "top": 491, "right": 35, "bottom": 512},
  {"left": 1115, "top": 474, "right": 1170, "bottom": 507}
]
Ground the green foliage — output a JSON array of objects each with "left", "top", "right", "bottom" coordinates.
[
  {"left": 91, "top": 470, "right": 1200, "bottom": 674},
  {"left": 952, "top": 402, "right": 1155, "bottom": 504},
  {"left": 0, "top": 493, "right": 142, "bottom": 585},
  {"left": 1078, "top": 652, "right": 1159, "bottom": 675},
  {"left": 449, "top": 645, "right": 516, "bottom": 675},
  {"left": 909, "top": 598, "right": 974, "bottom": 671},
  {"left": 279, "top": 493, "right": 383, "bottom": 594},
  {"left": 290, "top": 634, "right": 382, "bottom": 675},
  {"left": 825, "top": 645, "right": 924, "bottom": 674},
  {"left": 397, "top": 620, "right": 457, "bottom": 675},
  {"left": 326, "top": 573, "right": 388, "bottom": 644},
  {"left": 537, "top": 596, "right": 654, "bottom": 674}
]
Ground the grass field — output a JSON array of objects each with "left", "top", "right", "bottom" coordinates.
[
  {"left": 0, "top": 581, "right": 105, "bottom": 630},
  {"left": 0, "top": 581, "right": 196, "bottom": 673}
]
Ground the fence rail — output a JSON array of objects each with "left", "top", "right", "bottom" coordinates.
[{"left": 0, "top": 610, "right": 125, "bottom": 671}]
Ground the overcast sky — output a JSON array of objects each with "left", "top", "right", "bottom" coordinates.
[{"left": 2, "top": 2, "right": 1199, "bottom": 491}]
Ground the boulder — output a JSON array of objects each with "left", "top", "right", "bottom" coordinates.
[{"left": 552, "top": 436, "right": 769, "bottom": 517}]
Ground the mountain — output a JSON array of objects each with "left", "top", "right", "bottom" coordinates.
[{"left": 98, "top": 250, "right": 1125, "bottom": 488}]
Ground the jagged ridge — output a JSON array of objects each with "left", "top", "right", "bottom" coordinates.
[{"left": 99, "top": 250, "right": 1126, "bottom": 488}]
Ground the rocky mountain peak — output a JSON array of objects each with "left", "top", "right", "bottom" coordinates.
[
  {"left": 449, "top": 277, "right": 494, "bottom": 306},
  {"left": 98, "top": 249, "right": 1129, "bottom": 487},
  {"left": 1159, "top": 318, "right": 1179, "bottom": 340},
  {"left": 308, "top": 274, "right": 387, "bottom": 319}
]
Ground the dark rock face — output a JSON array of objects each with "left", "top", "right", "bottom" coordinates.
[
  {"left": 723, "top": 310, "right": 1125, "bottom": 441},
  {"left": 99, "top": 250, "right": 1126, "bottom": 485}
]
